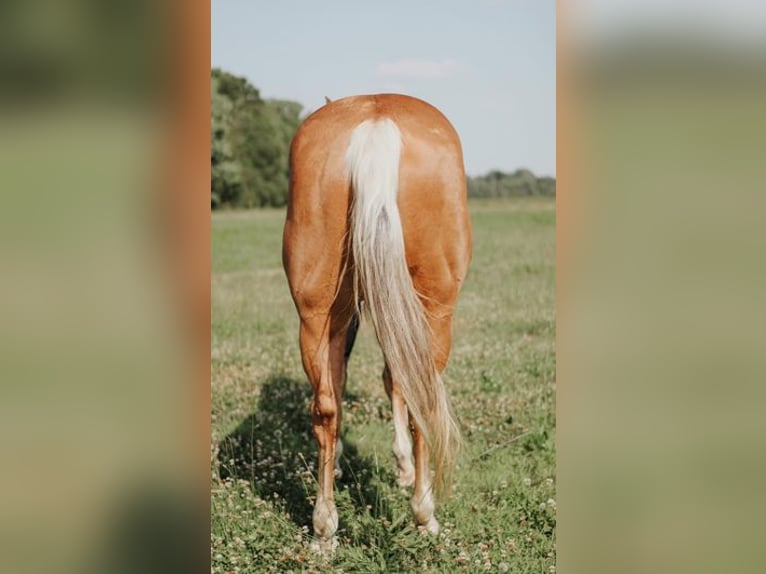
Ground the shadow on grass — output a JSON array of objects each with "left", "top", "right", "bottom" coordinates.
[{"left": 217, "top": 374, "right": 394, "bottom": 529}]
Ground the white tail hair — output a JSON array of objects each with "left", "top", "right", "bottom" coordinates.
[{"left": 345, "top": 118, "right": 460, "bottom": 495}]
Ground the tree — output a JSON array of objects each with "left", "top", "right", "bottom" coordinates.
[
  {"left": 210, "top": 68, "right": 303, "bottom": 208},
  {"left": 211, "top": 72, "right": 241, "bottom": 208}
]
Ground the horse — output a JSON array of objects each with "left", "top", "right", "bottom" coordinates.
[{"left": 282, "top": 93, "right": 472, "bottom": 541}]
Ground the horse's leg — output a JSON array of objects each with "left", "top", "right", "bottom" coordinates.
[
  {"left": 333, "top": 312, "right": 359, "bottom": 479},
  {"left": 299, "top": 314, "right": 349, "bottom": 540},
  {"left": 410, "top": 313, "right": 454, "bottom": 534},
  {"left": 383, "top": 365, "right": 415, "bottom": 488},
  {"left": 410, "top": 420, "right": 437, "bottom": 533}
]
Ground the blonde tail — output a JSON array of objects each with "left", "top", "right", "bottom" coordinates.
[{"left": 344, "top": 118, "right": 461, "bottom": 496}]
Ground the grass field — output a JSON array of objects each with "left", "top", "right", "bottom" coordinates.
[{"left": 211, "top": 198, "right": 556, "bottom": 573}]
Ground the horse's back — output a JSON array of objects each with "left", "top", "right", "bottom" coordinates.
[{"left": 291, "top": 94, "right": 464, "bottom": 185}]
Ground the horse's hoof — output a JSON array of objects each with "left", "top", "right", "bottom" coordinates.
[
  {"left": 418, "top": 516, "right": 440, "bottom": 535},
  {"left": 309, "top": 536, "right": 338, "bottom": 556}
]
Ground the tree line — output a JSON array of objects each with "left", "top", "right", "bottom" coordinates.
[
  {"left": 211, "top": 68, "right": 301, "bottom": 208},
  {"left": 467, "top": 169, "right": 555, "bottom": 198},
  {"left": 211, "top": 69, "right": 555, "bottom": 209}
]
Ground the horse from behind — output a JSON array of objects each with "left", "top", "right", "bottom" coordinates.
[{"left": 282, "top": 93, "right": 472, "bottom": 542}]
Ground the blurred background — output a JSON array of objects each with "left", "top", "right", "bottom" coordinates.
[
  {"left": 560, "top": 2, "right": 766, "bottom": 574},
  {"left": 2, "top": 0, "right": 765, "bottom": 573},
  {"left": 0, "top": 1, "right": 207, "bottom": 573}
]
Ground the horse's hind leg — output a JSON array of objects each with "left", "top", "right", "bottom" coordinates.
[
  {"left": 410, "top": 419, "right": 438, "bottom": 533},
  {"left": 383, "top": 366, "right": 415, "bottom": 487},
  {"left": 410, "top": 312, "right": 454, "bottom": 534},
  {"left": 333, "top": 312, "right": 359, "bottom": 479},
  {"left": 299, "top": 313, "right": 350, "bottom": 540}
]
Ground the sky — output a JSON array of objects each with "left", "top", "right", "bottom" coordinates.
[{"left": 212, "top": 1, "right": 556, "bottom": 177}]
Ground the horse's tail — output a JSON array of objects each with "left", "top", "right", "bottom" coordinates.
[{"left": 344, "top": 118, "right": 461, "bottom": 496}]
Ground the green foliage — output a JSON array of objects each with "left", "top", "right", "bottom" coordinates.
[
  {"left": 467, "top": 169, "right": 556, "bottom": 199},
  {"left": 211, "top": 73, "right": 240, "bottom": 208},
  {"left": 210, "top": 69, "right": 303, "bottom": 208}
]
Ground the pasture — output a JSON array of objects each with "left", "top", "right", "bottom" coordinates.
[{"left": 211, "top": 198, "right": 556, "bottom": 573}]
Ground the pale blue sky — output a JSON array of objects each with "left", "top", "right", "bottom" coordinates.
[{"left": 212, "top": 1, "right": 556, "bottom": 177}]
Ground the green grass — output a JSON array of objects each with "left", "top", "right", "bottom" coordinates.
[{"left": 211, "top": 197, "right": 556, "bottom": 573}]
